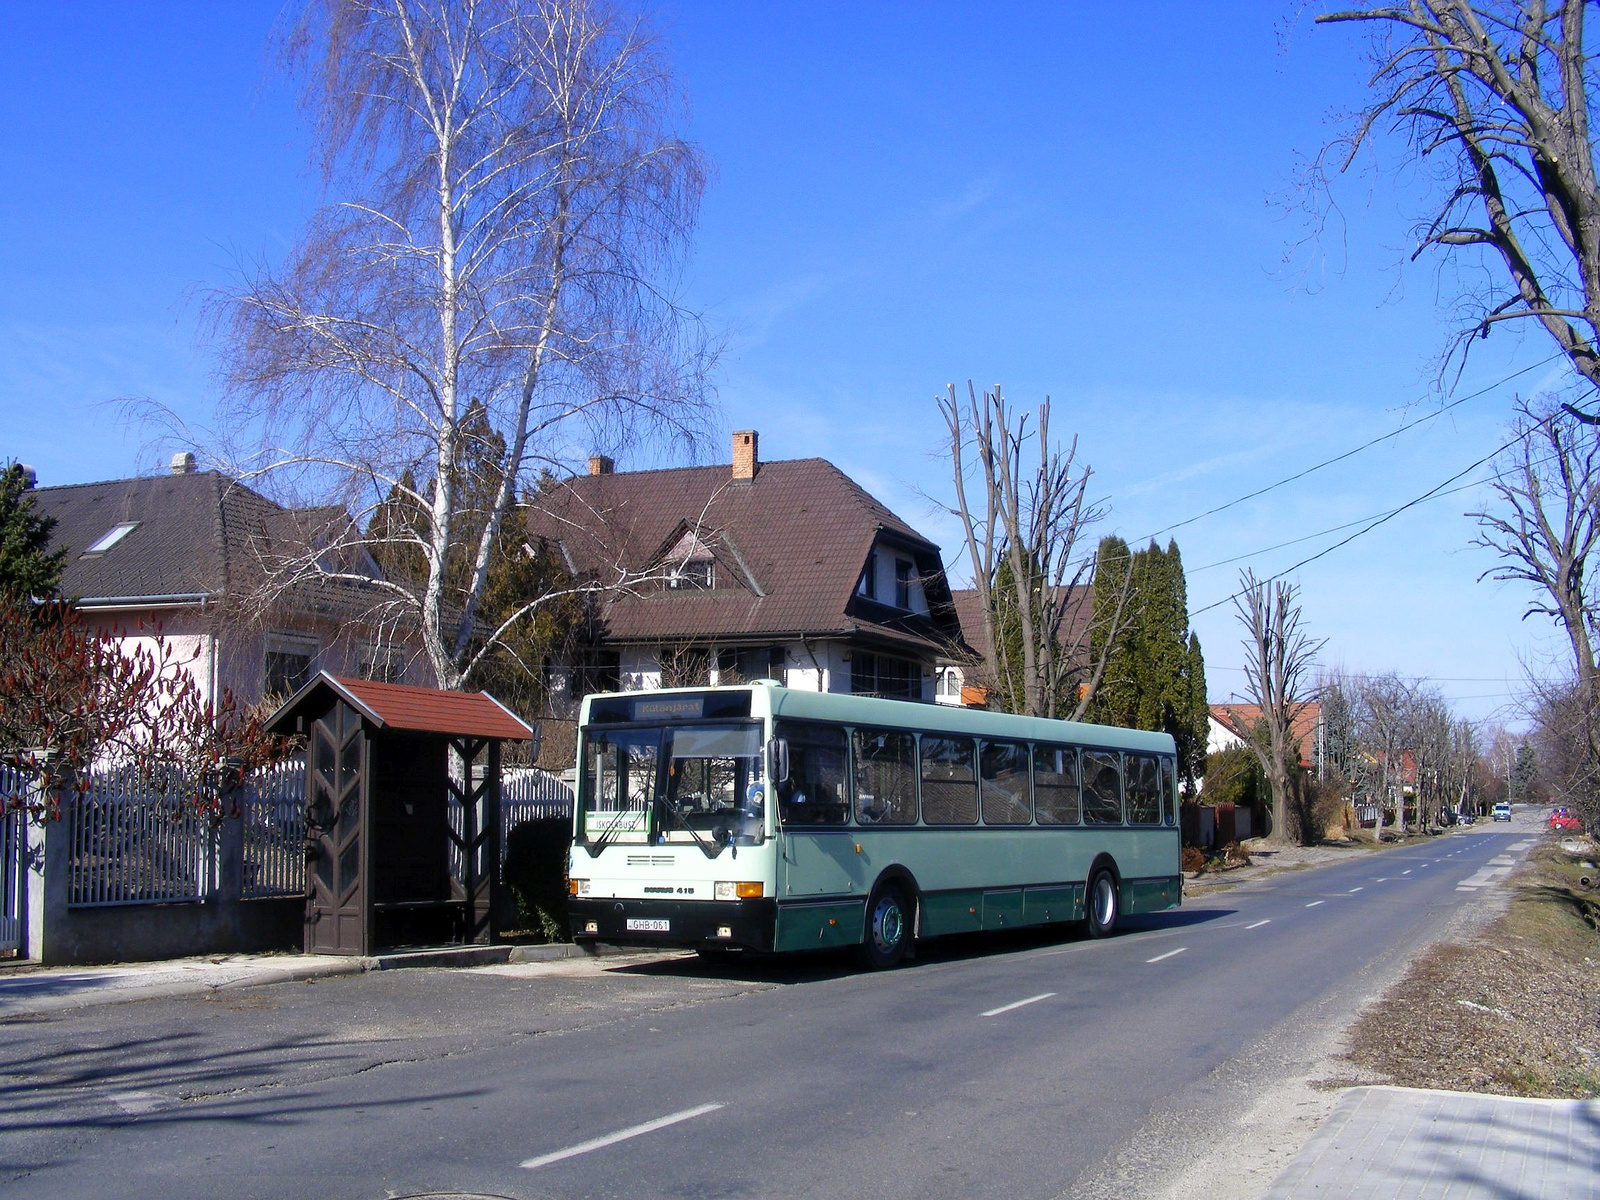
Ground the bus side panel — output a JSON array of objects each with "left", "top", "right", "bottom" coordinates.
[
  {"left": 981, "top": 888, "right": 1024, "bottom": 930},
  {"left": 1122, "top": 876, "right": 1182, "bottom": 915},
  {"left": 779, "top": 833, "right": 859, "bottom": 898},
  {"left": 919, "top": 889, "right": 984, "bottom": 937},
  {"left": 773, "top": 899, "right": 865, "bottom": 952},
  {"left": 1022, "top": 883, "right": 1082, "bottom": 924}
]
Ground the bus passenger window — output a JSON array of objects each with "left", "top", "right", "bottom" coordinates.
[
  {"left": 774, "top": 721, "right": 849, "bottom": 825},
  {"left": 920, "top": 736, "right": 977, "bottom": 824},
  {"left": 853, "top": 729, "right": 918, "bottom": 824},
  {"left": 1081, "top": 750, "right": 1123, "bottom": 825},
  {"left": 980, "top": 741, "right": 1031, "bottom": 824},
  {"left": 1125, "top": 753, "right": 1160, "bottom": 824},
  {"left": 1033, "top": 745, "right": 1080, "bottom": 824}
]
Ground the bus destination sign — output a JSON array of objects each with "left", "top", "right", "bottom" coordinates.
[{"left": 634, "top": 697, "right": 704, "bottom": 720}]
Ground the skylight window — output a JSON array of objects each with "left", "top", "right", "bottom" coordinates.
[{"left": 83, "top": 522, "right": 140, "bottom": 555}]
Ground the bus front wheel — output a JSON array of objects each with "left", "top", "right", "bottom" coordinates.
[
  {"left": 858, "top": 883, "right": 911, "bottom": 970},
  {"left": 1085, "top": 869, "right": 1119, "bottom": 938}
]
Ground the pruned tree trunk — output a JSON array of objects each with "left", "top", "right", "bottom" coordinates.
[
  {"left": 1231, "top": 571, "right": 1323, "bottom": 845},
  {"left": 940, "top": 381, "right": 1124, "bottom": 719}
]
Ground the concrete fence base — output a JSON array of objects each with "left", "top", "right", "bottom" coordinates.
[{"left": 26, "top": 806, "right": 302, "bottom": 967}]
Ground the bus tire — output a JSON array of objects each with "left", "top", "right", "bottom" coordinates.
[
  {"left": 858, "top": 882, "right": 912, "bottom": 970},
  {"left": 1085, "top": 868, "right": 1119, "bottom": 938}
]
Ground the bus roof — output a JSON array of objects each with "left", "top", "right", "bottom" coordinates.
[{"left": 579, "top": 682, "right": 1176, "bottom": 755}]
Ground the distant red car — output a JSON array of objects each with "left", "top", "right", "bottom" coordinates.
[{"left": 1549, "top": 807, "right": 1582, "bottom": 832}]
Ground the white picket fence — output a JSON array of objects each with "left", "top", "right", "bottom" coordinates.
[
  {"left": 502, "top": 767, "right": 575, "bottom": 830},
  {"left": 65, "top": 759, "right": 309, "bottom": 908},
  {"left": 63, "top": 759, "right": 569, "bottom": 908},
  {"left": 242, "top": 757, "right": 306, "bottom": 900},
  {"left": 70, "top": 767, "right": 216, "bottom": 906}
]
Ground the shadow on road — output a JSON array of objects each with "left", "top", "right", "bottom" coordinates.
[{"left": 611, "top": 904, "right": 1238, "bottom": 984}]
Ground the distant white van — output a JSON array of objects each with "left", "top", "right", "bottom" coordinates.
[{"left": 1492, "top": 802, "right": 1513, "bottom": 822}]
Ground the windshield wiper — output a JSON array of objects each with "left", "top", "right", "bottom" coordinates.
[
  {"left": 656, "top": 792, "right": 724, "bottom": 860},
  {"left": 584, "top": 800, "right": 648, "bottom": 857}
]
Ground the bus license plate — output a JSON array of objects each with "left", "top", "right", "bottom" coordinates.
[{"left": 627, "top": 918, "right": 670, "bottom": 932}]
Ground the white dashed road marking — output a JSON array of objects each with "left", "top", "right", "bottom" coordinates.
[
  {"left": 1245, "top": 919, "right": 1271, "bottom": 930},
  {"left": 982, "top": 992, "right": 1057, "bottom": 1017},
  {"left": 1305, "top": 900, "right": 1324, "bottom": 908},
  {"left": 521, "top": 1103, "right": 726, "bottom": 1170},
  {"left": 1146, "top": 948, "right": 1187, "bottom": 964}
]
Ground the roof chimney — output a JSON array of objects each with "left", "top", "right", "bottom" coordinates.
[
  {"left": 588, "top": 454, "right": 615, "bottom": 476},
  {"left": 17, "top": 464, "right": 36, "bottom": 488},
  {"left": 169, "top": 451, "right": 197, "bottom": 476},
  {"left": 732, "top": 430, "right": 758, "bottom": 482}
]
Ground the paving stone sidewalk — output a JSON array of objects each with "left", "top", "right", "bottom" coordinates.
[
  {"left": 0, "top": 953, "right": 367, "bottom": 1017},
  {"left": 1263, "top": 1085, "right": 1600, "bottom": 1199},
  {"left": 0, "top": 943, "right": 618, "bottom": 1018}
]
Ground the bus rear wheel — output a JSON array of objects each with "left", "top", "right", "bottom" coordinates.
[
  {"left": 857, "top": 883, "right": 911, "bottom": 970},
  {"left": 1085, "top": 869, "right": 1119, "bottom": 938}
]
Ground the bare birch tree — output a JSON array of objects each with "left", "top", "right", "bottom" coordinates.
[
  {"left": 940, "top": 382, "right": 1127, "bottom": 720},
  {"left": 1230, "top": 570, "right": 1323, "bottom": 843},
  {"left": 217, "top": 0, "right": 713, "bottom": 690},
  {"left": 1472, "top": 398, "right": 1600, "bottom": 826},
  {"left": 1314, "top": 2, "right": 1600, "bottom": 400}
]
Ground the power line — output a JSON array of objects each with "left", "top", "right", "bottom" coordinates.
[
  {"left": 1137, "top": 353, "right": 1560, "bottom": 544},
  {"left": 1189, "top": 427, "right": 1529, "bottom": 619},
  {"left": 1186, "top": 475, "right": 1493, "bottom": 575}
]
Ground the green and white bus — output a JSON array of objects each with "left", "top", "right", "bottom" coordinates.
[{"left": 567, "top": 682, "right": 1181, "bottom": 967}]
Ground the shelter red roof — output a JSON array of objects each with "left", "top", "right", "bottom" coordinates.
[{"left": 266, "top": 672, "right": 532, "bottom": 741}]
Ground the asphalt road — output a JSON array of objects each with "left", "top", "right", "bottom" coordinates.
[{"left": 0, "top": 816, "right": 1539, "bottom": 1200}]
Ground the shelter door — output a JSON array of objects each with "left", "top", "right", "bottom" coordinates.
[{"left": 306, "top": 701, "right": 367, "bottom": 954}]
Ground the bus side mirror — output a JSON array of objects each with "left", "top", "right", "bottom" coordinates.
[{"left": 768, "top": 738, "right": 790, "bottom": 785}]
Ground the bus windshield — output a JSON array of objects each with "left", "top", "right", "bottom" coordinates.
[{"left": 580, "top": 723, "right": 766, "bottom": 850}]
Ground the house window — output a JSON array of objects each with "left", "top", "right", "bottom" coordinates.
[
  {"left": 670, "top": 559, "right": 714, "bottom": 589},
  {"left": 573, "top": 652, "right": 621, "bottom": 699},
  {"left": 895, "top": 559, "right": 914, "bottom": 609},
  {"left": 264, "top": 635, "right": 317, "bottom": 699},
  {"left": 936, "top": 667, "right": 961, "bottom": 699},
  {"left": 717, "top": 646, "right": 784, "bottom": 683},
  {"left": 851, "top": 651, "right": 922, "bottom": 700},
  {"left": 82, "top": 521, "right": 140, "bottom": 555},
  {"left": 856, "top": 550, "right": 877, "bottom": 599}
]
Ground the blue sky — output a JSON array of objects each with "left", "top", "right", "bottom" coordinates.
[{"left": 0, "top": 3, "right": 1567, "bottom": 722}]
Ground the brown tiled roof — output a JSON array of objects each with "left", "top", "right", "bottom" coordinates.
[
  {"left": 526, "top": 457, "right": 965, "bottom": 653},
  {"left": 1212, "top": 702, "right": 1322, "bottom": 768},
  {"left": 32, "top": 470, "right": 388, "bottom": 617},
  {"left": 267, "top": 672, "right": 532, "bottom": 740},
  {"left": 32, "top": 470, "right": 235, "bottom": 601}
]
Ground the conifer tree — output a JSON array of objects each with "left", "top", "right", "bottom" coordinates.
[
  {"left": 1086, "top": 537, "right": 1208, "bottom": 791},
  {"left": 0, "top": 463, "right": 64, "bottom": 600}
]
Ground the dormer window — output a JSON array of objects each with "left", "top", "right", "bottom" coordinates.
[
  {"left": 895, "top": 559, "right": 915, "bottom": 609},
  {"left": 857, "top": 550, "right": 877, "bottom": 599},
  {"left": 82, "top": 521, "right": 139, "bottom": 556},
  {"left": 670, "top": 559, "right": 714, "bottom": 590}
]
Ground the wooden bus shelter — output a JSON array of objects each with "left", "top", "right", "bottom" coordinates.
[{"left": 266, "top": 673, "right": 533, "bottom": 956}]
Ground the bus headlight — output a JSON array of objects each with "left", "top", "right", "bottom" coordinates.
[
  {"left": 716, "top": 881, "right": 764, "bottom": 900},
  {"left": 569, "top": 878, "right": 591, "bottom": 896}
]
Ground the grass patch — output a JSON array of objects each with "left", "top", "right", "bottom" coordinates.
[{"left": 1339, "top": 838, "right": 1600, "bottom": 1099}]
